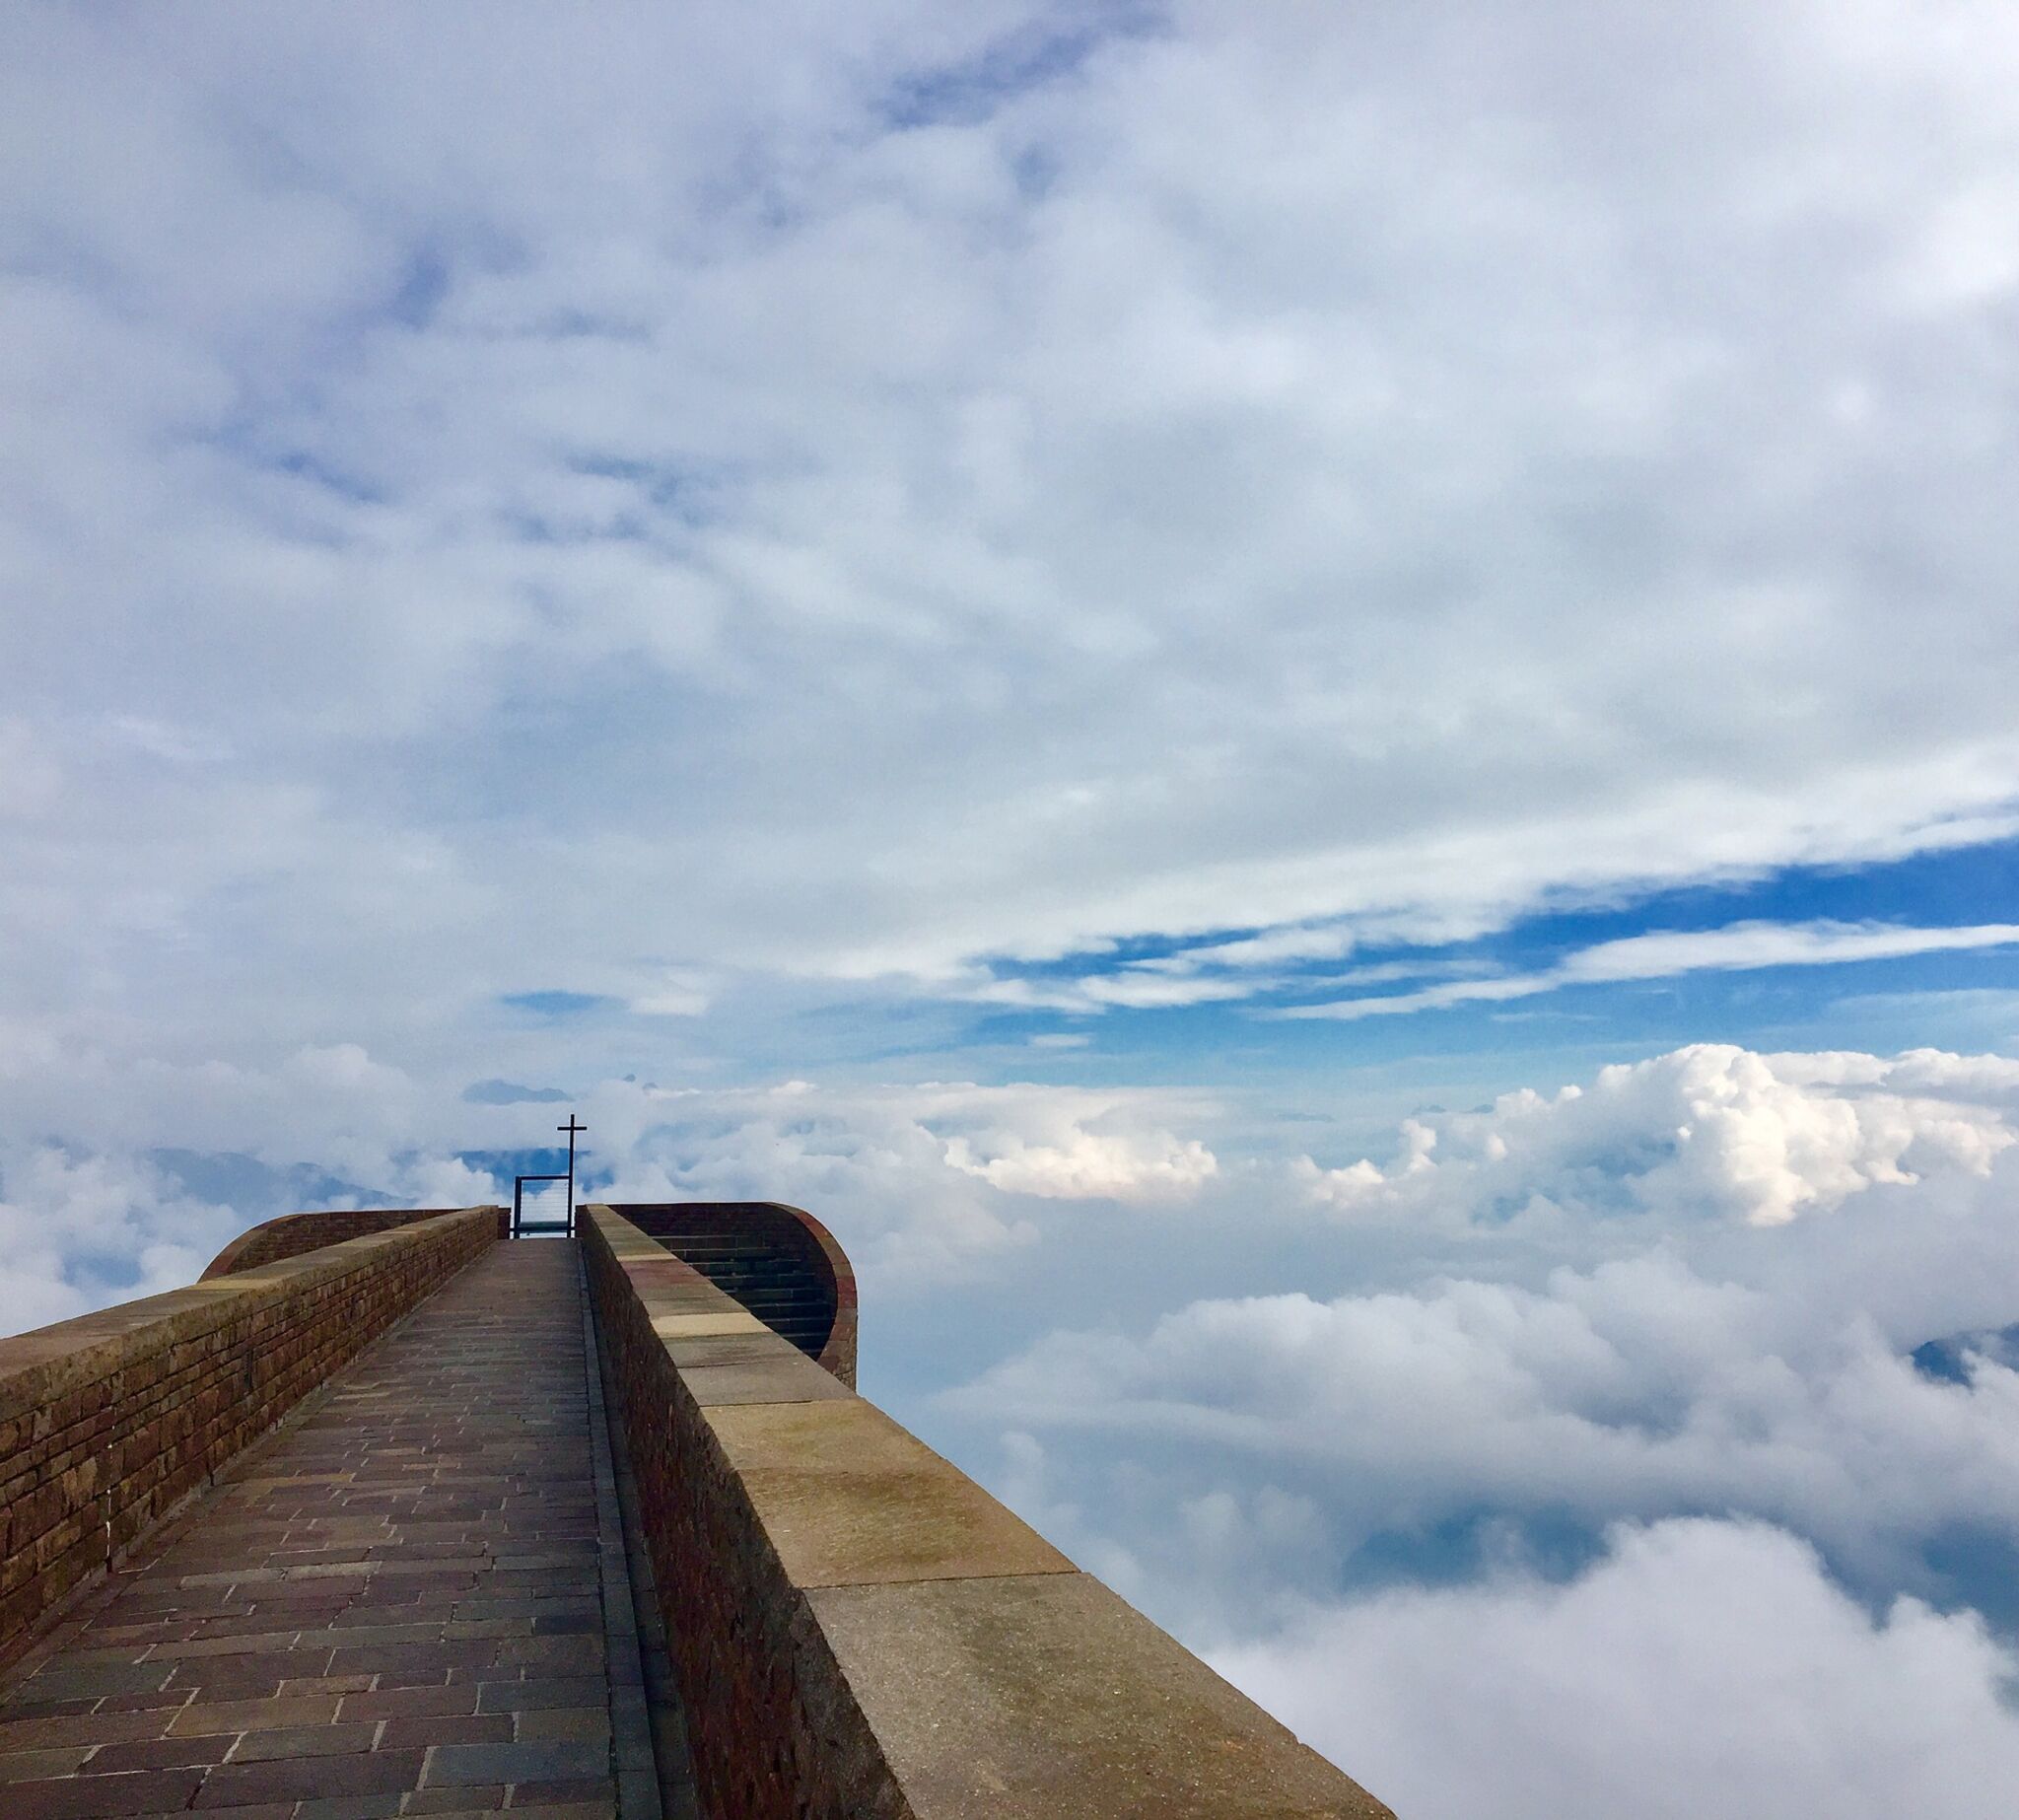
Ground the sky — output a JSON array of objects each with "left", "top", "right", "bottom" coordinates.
[{"left": 4, "top": 4, "right": 2019, "bottom": 1813}]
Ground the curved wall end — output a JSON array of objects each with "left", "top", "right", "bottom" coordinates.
[{"left": 599, "top": 1200, "right": 858, "bottom": 1388}]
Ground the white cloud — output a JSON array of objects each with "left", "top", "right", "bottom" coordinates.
[
  {"left": 1130, "top": 922, "right": 1362, "bottom": 975},
  {"left": 629, "top": 971, "right": 713, "bottom": 1017},
  {"left": 1281, "top": 921, "right": 2019, "bottom": 1020},
  {"left": 0, "top": 1148, "right": 239, "bottom": 1334},
  {"left": 942, "top": 1046, "right": 2019, "bottom": 1657},
  {"left": 943, "top": 1124, "right": 1216, "bottom": 1200},
  {"left": 1294, "top": 1042, "right": 2019, "bottom": 1225},
  {"left": 1565, "top": 920, "right": 2019, "bottom": 981},
  {"left": 5, "top": 7, "right": 2019, "bottom": 1039},
  {"left": 1212, "top": 1518, "right": 2019, "bottom": 1820},
  {"left": 970, "top": 970, "right": 1273, "bottom": 1012},
  {"left": 1277, "top": 970, "right": 1553, "bottom": 1021},
  {"left": 946, "top": 1237, "right": 2019, "bottom": 1591},
  {"left": 588, "top": 1075, "right": 1221, "bottom": 1284},
  {"left": 0, "top": 1008, "right": 1232, "bottom": 1329}
]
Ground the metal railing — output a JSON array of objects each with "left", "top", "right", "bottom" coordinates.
[{"left": 512, "top": 1115, "right": 586, "bottom": 1236}]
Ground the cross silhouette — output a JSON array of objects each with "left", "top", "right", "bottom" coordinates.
[{"left": 559, "top": 1116, "right": 587, "bottom": 1224}]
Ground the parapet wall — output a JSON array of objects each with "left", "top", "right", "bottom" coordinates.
[
  {"left": 582, "top": 1204, "right": 1391, "bottom": 1819},
  {"left": 200, "top": 1205, "right": 511, "bottom": 1280},
  {"left": 603, "top": 1200, "right": 858, "bottom": 1387},
  {"left": 0, "top": 1206, "right": 500, "bottom": 1672}
]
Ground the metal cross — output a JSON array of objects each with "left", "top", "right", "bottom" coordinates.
[{"left": 559, "top": 1116, "right": 587, "bottom": 1225}]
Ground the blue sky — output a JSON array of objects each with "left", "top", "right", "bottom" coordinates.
[{"left": 5, "top": 6, "right": 2019, "bottom": 1814}]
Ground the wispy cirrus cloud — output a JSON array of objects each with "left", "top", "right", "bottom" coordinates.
[
  {"left": 970, "top": 919, "right": 2019, "bottom": 1022},
  {"left": 1274, "top": 921, "right": 2019, "bottom": 1021}
]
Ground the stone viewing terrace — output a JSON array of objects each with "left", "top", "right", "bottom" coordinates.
[{"left": 0, "top": 1200, "right": 1392, "bottom": 1818}]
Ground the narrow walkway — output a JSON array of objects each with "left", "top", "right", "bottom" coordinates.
[{"left": 0, "top": 1243, "right": 659, "bottom": 1818}]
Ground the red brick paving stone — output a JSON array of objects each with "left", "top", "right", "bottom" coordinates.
[
  {"left": 98, "top": 1688, "right": 201, "bottom": 1712},
  {"left": 516, "top": 1779, "right": 622, "bottom": 1807},
  {"left": 81, "top": 1731, "right": 237, "bottom": 1774},
  {"left": 0, "top": 1699, "right": 98, "bottom": 1721},
  {"left": 222, "top": 1718, "right": 380, "bottom": 1761},
  {"left": 168, "top": 1694, "right": 343, "bottom": 1734},
  {"left": 502, "top": 1802, "right": 616, "bottom": 1820},
  {"left": 180, "top": 1807, "right": 295, "bottom": 1820},
  {"left": 422, "top": 1739, "right": 608, "bottom": 1785},
  {"left": 278, "top": 1674, "right": 376, "bottom": 1697},
  {"left": 472, "top": 1675, "right": 607, "bottom": 1713},
  {"left": 192, "top": 1747, "right": 427, "bottom": 1806},
  {"left": 0, "top": 1767, "right": 206, "bottom": 1817},
  {"left": 513, "top": 1708, "right": 609, "bottom": 1743},
  {"left": 338, "top": 1684, "right": 478, "bottom": 1721},
  {"left": 0, "top": 1245, "right": 626, "bottom": 1815},
  {"left": 0, "top": 1744, "right": 91, "bottom": 1779},
  {"left": 380, "top": 1713, "right": 514, "bottom": 1748},
  {"left": 0, "top": 1709, "right": 172, "bottom": 1752},
  {"left": 163, "top": 1650, "right": 340, "bottom": 1698},
  {"left": 403, "top": 1786, "right": 508, "bottom": 1813}
]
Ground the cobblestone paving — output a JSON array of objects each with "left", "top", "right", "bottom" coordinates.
[{"left": 0, "top": 1243, "right": 642, "bottom": 1818}]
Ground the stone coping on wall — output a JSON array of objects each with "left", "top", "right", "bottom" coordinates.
[
  {"left": 200, "top": 1204, "right": 513, "bottom": 1280},
  {"left": 582, "top": 1203, "right": 1393, "bottom": 1819},
  {"left": 0, "top": 1206, "right": 501, "bottom": 1672},
  {"left": 600, "top": 1200, "right": 860, "bottom": 1387}
]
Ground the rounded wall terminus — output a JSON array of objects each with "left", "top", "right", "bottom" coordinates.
[{"left": 595, "top": 1201, "right": 857, "bottom": 1389}]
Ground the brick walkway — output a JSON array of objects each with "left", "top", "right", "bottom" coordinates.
[{"left": 0, "top": 1243, "right": 660, "bottom": 1818}]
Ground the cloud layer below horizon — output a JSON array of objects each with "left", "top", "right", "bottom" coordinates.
[{"left": 9, "top": 1032, "right": 2019, "bottom": 1816}]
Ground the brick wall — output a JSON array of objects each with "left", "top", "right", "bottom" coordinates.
[
  {"left": 200, "top": 1205, "right": 512, "bottom": 1280},
  {"left": 0, "top": 1206, "right": 500, "bottom": 1673},
  {"left": 582, "top": 1204, "right": 1393, "bottom": 1820},
  {"left": 600, "top": 1201, "right": 859, "bottom": 1387}
]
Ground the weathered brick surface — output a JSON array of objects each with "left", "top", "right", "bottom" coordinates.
[
  {"left": 583, "top": 1214, "right": 877, "bottom": 1816},
  {"left": 201, "top": 1208, "right": 514, "bottom": 1282},
  {"left": 0, "top": 1242, "right": 628, "bottom": 1817},
  {"left": 583, "top": 1204, "right": 1392, "bottom": 1820},
  {"left": 0, "top": 1209, "right": 500, "bottom": 1669}
]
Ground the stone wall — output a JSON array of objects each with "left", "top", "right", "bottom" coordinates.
[
  {"left": 582, "top": 1204, "right": 1393, "bottom": 1819},
  {"left": 0, "top": 1206, "right": 500, "bottom": 1672},
  {"left": 200, "top": 1205, "right": 512, "bottom": 1280},
  {"left": 601, "top": 1200, "right": 859, "bottom": 1387}
]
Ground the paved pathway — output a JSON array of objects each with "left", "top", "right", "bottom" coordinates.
[{"left": 0, "top": 1243, "right": 665, "bottom": 1818}]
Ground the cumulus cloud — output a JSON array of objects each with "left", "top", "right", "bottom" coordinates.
[
  {"left": 941, "top": 1101, "right": 1217, "bottom": 1199},
  {"left": 950, "top": 1238, "right": 2019, "bottom": 1593},
  {"left": 0, "top": 1032, "right": 1224, "bottom": 1332},
  {"left": 1212, "top": 1518, "right": 2019, "bottom": 1820},
  {"left": 0, "top": 1148, "right": 236, "bottom": 1335},
  {"left": 1295, "top": 1043, "right": 2019, "bottom": 1225},
  {"left": 941, "top": 1042, "right": 2019, "bottom": 1777},
  {"left": 585, "top": 1075, "right": 1219, "bottom": 1285}
]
